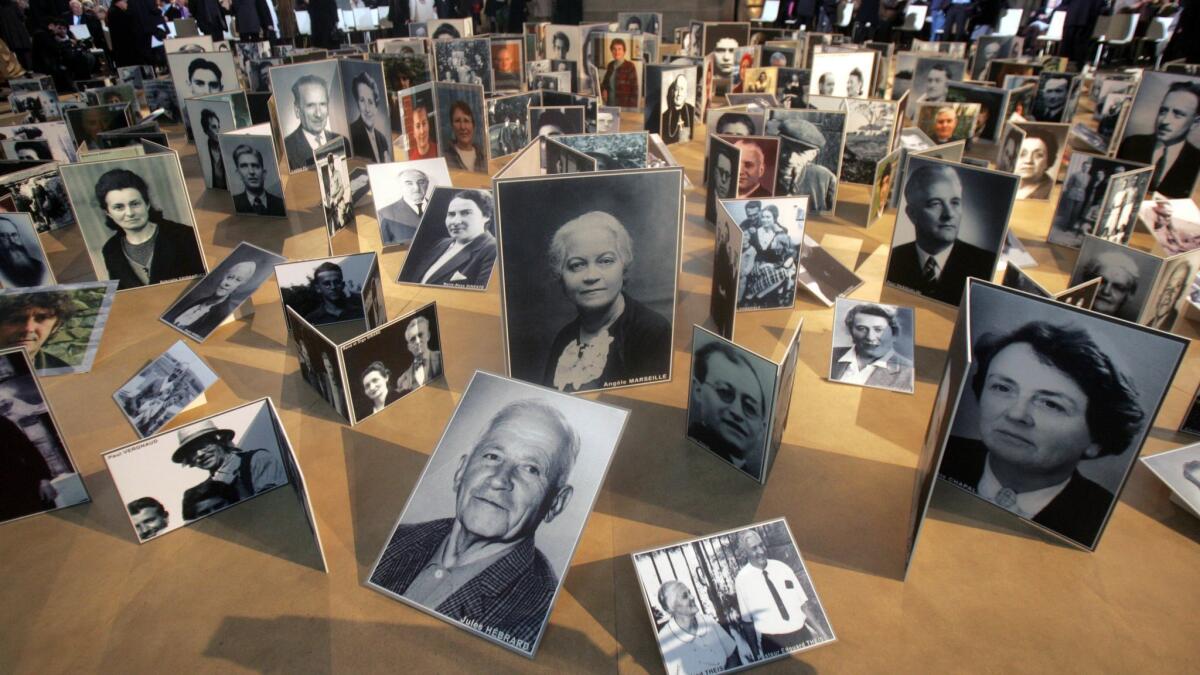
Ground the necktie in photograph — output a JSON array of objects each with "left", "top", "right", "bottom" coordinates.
[
  {"left": 763, "top": 569, "right": 790, "bottom": 620},
  {"left": 922, "top": 258, "right": 939, "bottom": 286},
  {"left": 254, "top": 198, "right": 267, "bottom": 215},
  {"left": 1153, "top": 150, "right": 1167, "bottom": 190}
]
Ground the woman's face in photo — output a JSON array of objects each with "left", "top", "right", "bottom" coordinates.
[
  {"left": 760, "top": 208, "right": 777, "bottom": 228},
  {"left": 452, "top": 107, "right": 474, "bottom": 147},
  {"left": 445, "top": 196, "right": 487, "bottom": 243},
  {"left": 103, "top": 187, "right": 150, "bottom": 232},
  {"left": 1016, "top": 137, "right": 1049, "bottom": 180},
  {"left": 412, "top": 107, "right": 431, "bottom": 151},
  {"left": 561, "top": 228, "right": 625, "bottom": 311},
  {"left": 363, "top": 369, "right": 388, "bottom": 402}
]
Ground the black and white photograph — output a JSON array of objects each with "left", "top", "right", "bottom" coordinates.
[
  {"left": 543, "top": 137, "right": 597, "bottom": 175},
  {"left": 0, "top": 212, "right": 55, "bottom": 288},
  {"left": 1, "top": 164, "right": 69, "bottom": 237},
  {"left": 946, "top": 81, "right": 1007, "bottom": 142},
  {"left": 490, "top": 38, "right": 524, "bottom": 92},
  {"left": 166, "top": 50, "right": 239, "bottom": 137},
  {"left": 631, "top": 518, "right": 835, "bottom": 674},
  {"left": 532, "top": 70, "right": 570, "bottom": 93},
  {"left": 113, "top": 340, "right": 218, "bottom": 438},
  {"left": 164, "top": 35, "right": 214, "bottom": 53},
  {"left": 0, "top": 280, "right": 117, "bottom": 376},
  {"left": 993, "top": 121, "right": 1024, "bottom": 173},
  {"left": 1068, "top": 236, "right": 1163, "bottom": 323},
  {"left": 711, "top": 208, "right": 743, "bottom": 340},
  {"left": 936, "top": 280, "right": 1187, "bottom": 550},
  {"left": 839, "top": 98, "right": 898, "bottom": 184},
  {"left": 341, "top": 60, "right": 393, "bottom": 163},
  {"left": 247, "top": 57, "right": 283, "bottom": 93},
  {"left": 885, "top": 156, "right": 1017, "bottom": 306},
  {"left": 315, "top": 140, "right": 353, "bottom": 240},
  {"left": 433, "top": 38, "right": 493, "bottom": 92},
  {"left": 218, "top": 124, "right": 287, "bottom": 218},
  {"left": 397, "top": 187, "right": 496, "bottom": 290},
  {"left": 915, "top": 102, "right": 980, "bottom": 146},
  {"left": 144, "top": 79, "right": 182, "bottom": 123},
  {"left": 368, "top": 157, "right": 453, "bottom": 247},
  {"left": 435, "top": 82, "right": 490, "bottom": 172},
  {"left": 160, "top": 242, "right": 285, "bottom": 342},
  {"left": 275, "top": 252, "right": 376, "bottom": 327},
  {"left": 597, "top": 106, "right": 619, "bottom": 133},
  {"left": 970, "top": 35, "right": 1016, "bottom": 80},
  {"left": 653, "top": 67, "right": 698, "bottom": 144},
  {"left": 702, "top": 22, "right": 750, "bottom": 89},
  {"left": 1115, "top": 71, "right": 1200, "bottom": 199},
  {"left": 1138, "top": 249, "right": 1200, "bottom": 331},
  {"left": 1010, "top": 121, "right": 1069, "bottom": 201},
  {"left": 1181, "top": 383, "right": 1200, "bottom": 436},
  {"left": 269, "top": 60, "right": 351, "bottom": 172},
  {"left": 775, "top": 68, "right": 811, "bottom": 110},
  {"left": 287, "top": 306, "right": 351, "bottom": 421},
  {"left": 552, "top": 132, "right": 647, "bottom": 170},
  {"left": 828, "top": 298, "right": 915, "bottom": 394},
  {"left": 706, "top": 136, "right": 741, "bottom": 224},
  {"left": 1000, "top": 264, "right": 1052, "bottom": 298},
  {"left": 617, "top": 12, "right": 661, "bottom": 34},
  {"left": 496, "top": 168, "right": 682, "bottom": 393},
  {"left": 1047, "top": 153, "right": 1137, "bottom": 248},
  {"left": 424, "top": 17, "right": 473, "bottom": 40},
  {"left": 186, "top": 96, "right": 239, "bottom": 191},
  {"left": 1028, "top": 71, "right": 1078, "bottom": 123},
  {"left": 0, "top": 346, "right": 89, "bottom": 526},
  {"left": 766, "top": 110, "right": 845, "bottom": 214},
  {"left": 102, "top": 398, "right": 322, "bottom": 558},
  {"left": 488, "top": 92, "right": 538, "bottom": 159},
  {"left": 82, "top": 84, "right": 138, "bottom": 115},
  {"left": 366, "top": 371, "right": 629, "bottom": 657},
  {"left": 725, "top": 197, "right": 807, "bottom": 311},
  {"left": 1093, "top": 166, "right": 1153, "bottom": 245},
  {"left": 905, "top": 56, "right": 967, "bottom": 106},
  {"left": 720, "top": 135, "right": 779, "bottom": 199},
  {"left": 0, "top": 122, "right": 77, "bottom": 164},
  {"left": 529, "top": 105, "right": 585, "bottom": 138},
  {"left": 1141, "top": 196, "right": 1200, "bottom": 255},
  {"left": 60, "top": 153, "right": 208, "bottom": 291},
  {"left": 10, "top": 91, "right": 62, "bottom": 124},
  {"left": 703, "top": 107, "right": 763, "bottom": 180},
  {"left": 1141, "top": 443, "right": 1200, "bottom": 517},
  {"left": 64, "top": 103, "right": 133, "bottom": 149},
  {"left": 808, "top": 51, "right": 874, "bottom": 99},
  {"left": 340, "top": 302, "right": 442, "bottom": 425}
]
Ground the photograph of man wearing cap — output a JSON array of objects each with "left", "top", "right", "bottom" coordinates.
[
  {"left": 171, "top": 420, "right": 288, "bottom": 516},
  {"left": 773, "top": 118, "right": 837, "bottom": 213}
]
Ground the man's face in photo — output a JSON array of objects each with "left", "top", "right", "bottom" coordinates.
[
  {"left": 496, "top": 47, "right": 515, "bottom": 73},
  {"left": 672, "top": 76, "right": 687, "bottom": 107},
  {"left": 1156, "top": 264, "right": 1190, "bottom": 317},
  {"left": 933, "top": 108, "right": 957, "bottom": 143},
  {"left": 819, "top": 74, "right": 835, "bottom": 96},
  {"left": 184, "top": 441, "right": 230, "bottom": 472},
  {"left": 1155, "top": 89, "right": 1200, "bottom": 146},
  {"left": 924, "top": 68, "right": 948, "bottom": 100},
  {"left": 453, "top": 413, "right": 566, "bottom": 543},
  {"left": 315, "top": 269, "right": 345, "bottom": 301},
  {"left": 399, "top": 170, "right": 429, "bottom": 205},
  {"left": 850, "top": 311, "right": 895, "bottom": 361},
  {"left": 188, "top": 66, "right": 221, "bottom": 96},
  {"left": 236, "top": 151, "right": 264, "bottom": 191},
  {"left": 552, "top": 34, "right": 568, "bottom": 60},
  {"left": 1093, "top": 259, "right": 1137, "bottom": 314},
  {"left": 295, "top": 82, "right": 330, "bottom": 135},
  {"left": 1042, "top": 77, "right": 1069, "bottom": 111},
  {"left": 406, "top": 320, "right": 430, "bottom": 359},
  {"left": 132, "top": 507, "right": 168, "bottom": 539},
  {"left": 744, "top": 202, "right": 761, "bottom": 224},
  {"left": 734, "top": 142, "right": 765, "bottom": 195},
  {"left": 0, "top": 219, "right": 32, "bottom": 265},
  {"left": 977, "top": 342, "right": 1101, "bottom": 474},
  {"left": 694, "top": 351, "right": 764, "bottom": 456},
  {"left": 907, "top": 172, "right": 962, "bottom": 248},
  {"left": 356, "top": 81, "right": 377, "bottom": 129},
  {"left": 742, "top": 530, "right": 768, "bottom": 568},
  {"left": 713, "top": 37, "right": 738, "bottom": 77},
  {"left": 0, "top": 305, "right": 60, "bottom": 355},
  {"left": 714, "top": 153, "right": 734, "bottom": 196}
]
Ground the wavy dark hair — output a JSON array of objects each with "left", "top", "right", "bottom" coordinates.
[{"left": 93, "top": 169, "right": 165, "bottom": 233}]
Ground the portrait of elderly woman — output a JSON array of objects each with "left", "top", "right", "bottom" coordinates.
[
  {"left": 540, "top": 211, "right": 672, "bottom": 393},
  {"left": 399, "top": 188, "right": 497, "bottom": 290},
  {"left": 1013, "top": 125, "right": 1061, "bottom": 200},
  {"left": 498, "top": 169, "right": 682, "bottom": 392},
  {"left": 67, "top": 163, "right": 207, "bottom": 290},
  {"left": 938, "top": 282, "right": 1188, "bottom": 550}
]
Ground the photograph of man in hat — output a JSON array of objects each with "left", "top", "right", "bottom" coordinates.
[
  {"left": 774, "top": 120, "right": 838, "bottom": 214},
  {"left": 171, "top": 420, "right": 287, "bottom": 505}
]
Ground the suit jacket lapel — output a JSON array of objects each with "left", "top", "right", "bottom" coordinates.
[
  {"left": 428, "top": 236, "right": 484, "bottom": 284},
  {"left": 437, "top": 538, "right": 536, "bottom": 620}
]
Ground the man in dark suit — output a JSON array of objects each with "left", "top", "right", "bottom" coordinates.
[
  {"left": 886, "top": 163, "right": 998, "bottom": 306},
  {"left": 230, "top": 144, "right": 286, "bottom": 217},
  {"left": 399, "top": 190, "right": 497, "bottom": 289},
  {"left": 1116, "top": 80, "right": 1200, "bottom": 199},
  {"left": 687, "top": 340, "right": 769, "bottom": 481},
  {"left": 937, "top": 320, "right": 1145, "bottom": 549},
  {"left": 395, "top": 315, "right": 442, "bottom": 394},
  {"left": 369, "top": 399, "right": 579, "bottom": 650},
  {"left": 0, "top": 411, "right": 58, "bottom": 522},
  {"left": 282, "top": 74, "right": 347, "bottom": 172},
  {"left": 829, "top": 302, "right": 914, "bottom": 393},
  {"left": 378, "top": 168, "right": 431, "bottom": 245},
  {"left": 732, "top": 139, "right": 772, "bottom": 198},
  {"left": 347, "top": 71, "right": 391, "bottom": 164}
]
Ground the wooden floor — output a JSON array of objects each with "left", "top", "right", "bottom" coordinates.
[{"left": 2, "top": 103, "right": 1199, "bottom": 674}]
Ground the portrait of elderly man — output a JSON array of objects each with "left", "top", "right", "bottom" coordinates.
[
  {"left": 172, "top": 419, "right": 287, "bottom": 508},
  {"left": 230, "top": 144, "right": 286, "bottom": 217},
  {"left": 1145, "top": 260, "right": 1193, "bottom": 331},
  {"left": 774, "top": 120, "right": 837, "bottom": 213},
  {"left": 829, "top": 301, "right": 914, "bottom": 394},
  {"left": 127, "top": 496, "right": 169, "bottom": 541},
  {"left": 938, "top": 321, "right": 1147, "bottom": 548},
  {"left": 660, "top": 74, "right": 696, "bottom": 144},
  {"left": 395, "top": 315, "right": 443, "bottom": 394},
  {"left": 0, "top": 215, "right": 52, "bottom": 288},
  {"left": 348, "top": 72, "right": 391, "bottom": 164},
  {"left": 379, "top": 168, "right": 432, "bottom": 245},
  {"left": 1031, "top": 74, "right": 1071, "bottom": 122},
  {"left": 886, "top": 162, "right": 1001, "bottom": 306},
  {"left": 369, "top": 399, "right": 582, "bottom": 649},
  {"left": 732, "top": 139, "right": 773, "bottom": 198},
  {"left": 688, "top": 338, "right": 771, "bottom": 480},
  {"left": 1117, "top": 80, "right": 1200, "bottom": 199},
  {"left": 304, "top": 261, "right": 365, "bottom": 325},
  {"left": 283, "top": 74, "right": 348, "bottom": 171},
  {"left": 0, "top": 291, "right": 75, "bottom": 371},
  {"left": 165, "top": 258, "right": 265, "bottom": 340},
  {"left": 1074, "top": 248, "right": 1145, "bottom": 321},
  {"left": 733, "top": 529, "right": 829, "bottom": 659}
]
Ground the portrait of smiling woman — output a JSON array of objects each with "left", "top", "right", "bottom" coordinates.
[{"left": 436, "top": 84, "right": 489, "bottom": 173}]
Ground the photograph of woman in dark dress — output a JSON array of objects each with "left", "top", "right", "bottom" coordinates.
[
  {"left": 94, "top": 169, "right": 206, "bottom": 290},
  {"left": 542, "top": 211, "right": 671, "bottom": 393}
]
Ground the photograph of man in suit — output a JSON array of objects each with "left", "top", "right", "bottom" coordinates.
[
  {"left": 378, "top": 168, "right": 431, "bottom": 245},
  {"left": 230, "top": 145, "right": 285, "bottom": 217},
  {"left": 395, "top": 314, "right": 442, "bottom": 394},
  {"left": 348, "top": 72, "right": 392, "bottom": 164},
  {"left": 283, "top": 74, "right": 348, "bottom": 171},
  {"left": 399, "top": 189, "right": 497, "bottom": 290},
  {"left": 688, "top": 339, "right": 769, "bottom": 481},
  {"left": 369, "top": 398, "right": 580, "bottom": 650},
  {"left": 938, "top": 320, "right": 1145, "bottom": 548},
  {"left": 829, "top": 301, "right": 914, "bottom": 394},
  {"left": 886, "top": 163, "right": 1000, "bottom": 306},
  {"left": 1117, "top": 81, "right": 1200, "bottom": 199},
  {"left": 1030, "top": 74, "right": 1070, "bottom": 122},
  {"left": 733, "top": 139, "right": 771, "bottom": 198}
]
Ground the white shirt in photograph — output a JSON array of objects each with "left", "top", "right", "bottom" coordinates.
[
  {"left": 658, "top": 613, "right": 736, "bottom": 675},
  {"left": 735, "top": 559, "right": 809, "bottom": 637}
]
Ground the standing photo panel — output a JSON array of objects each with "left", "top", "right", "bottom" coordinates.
[
  {"left": 275, "top": 252, "right": 378, "bottom": 329},
  {"left": 397, "top": 187, "right": 496, "bottom": 291},
  {"left": 435, "top": 82, "right": 490, "bottom": 173},
  {"left": 269, "top": 59, "right": 350, "bottom": 173},
  {"left": 219, "top": 124, "right": 288, "bottom": 218},
  {"left": 828, "top": 298, "right": 916, "bottom": 395},
  {"left": 367, "top": 157, "right": 453, "bottom": 247},
  {"left": 160, "top": 242, "right": 287, "bottom": 343},
  {"left": 339, "top": 301, "right": 443, "bottom": 425}
]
